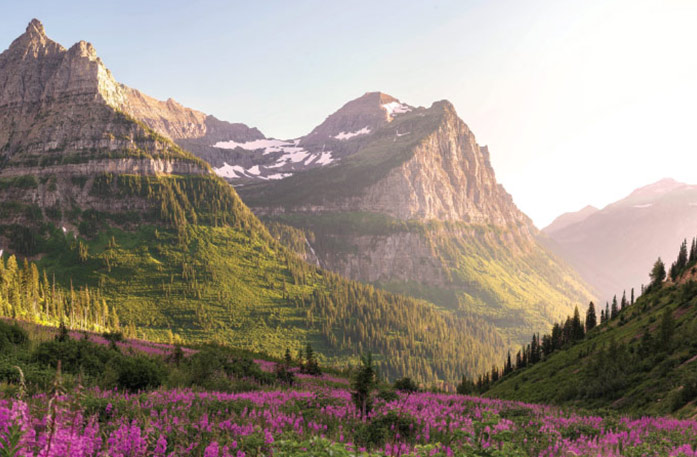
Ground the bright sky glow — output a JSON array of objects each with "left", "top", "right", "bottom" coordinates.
[{"left": 2, "top": 0, "right": 696, "bottom": 227}]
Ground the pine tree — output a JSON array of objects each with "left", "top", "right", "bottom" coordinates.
[
  {"left": 620, "top": 291, "right": 628, "bottom": 309},
  {"left": 600, "top": 309, "right": 605, "bottom": 323},
  {"left": 650, "top": 258, "right": 666, "bottom": 287},
  {"left": 585, "top": 301, "right": 597, "bottom": 332},
  {"left": 351, "top": 353, "right": 377, "bottom": 417},
  {"left": 504, "top": 351, "right": 513, "bottom": 375},
  {"left": 456, "top": 375, "right": 475, "bottom": 395},
  {"left": 551, "top": 323, "right": 563, "bottom": 350},
  {"left": 605, "top": 302, "right": 610, "bottom": 322},
  {"left": 677, "top": 239, "right": 689, "bottom": 272},
  {"left": 572, "top": 306, "right": 584, "bottom": 341},
  {"left": 630, "top": 288, "right": 635, "bottom": 306},
  {"left": 302, "top": 343, "right": 321, "bottom": 376},
  {"left": 530, "top": 334, "right": 540, "bottom": 364},
  {"left": 610, "top": 296, "right": 619, "bottom": 319}
]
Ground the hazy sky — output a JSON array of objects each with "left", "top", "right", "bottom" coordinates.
[{"left": 2, "top": 0, "right": 696, "bottom": 227}]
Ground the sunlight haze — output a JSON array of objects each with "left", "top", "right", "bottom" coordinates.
[{"left": 3, "top": 0, "right": 695, "bottom": 227}]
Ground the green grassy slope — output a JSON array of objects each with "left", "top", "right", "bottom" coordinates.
[
  {"left": 0, "top": 114, "right": 508, "bottom": 383},
  {"left": 486, "top": 262, "right": 697, "bottom": 417},
  {"left": 265, "top": 213, "right": 592, "bottom": 346}
]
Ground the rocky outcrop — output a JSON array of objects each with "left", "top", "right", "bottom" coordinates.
[
  {"left": 300, "top": 92, "right": 409, "bottom": 147},
  {"left": 340, "top": 102, "right": 531, "bottom": 226},
  {"left": 0, "top": 20, "right": 211, "bottom": 228}
]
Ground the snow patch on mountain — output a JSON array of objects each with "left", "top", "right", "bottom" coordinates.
[
  {"left": 316, "top": 151, "right": 334, "bottom": 166},
  {"left": 633, "top": 203, "right": 654, "bottom": 208},
  {"left": 214, "top": 163, "right": 248, "bottom": 179},
  {"left": 214, "top": 138, "right": 290, "bottom": 153},
  {"left": 382, "top": 101, "right": 412, "bottom": 119},
  {"left": 334, "top": 127, "right": 371, "bottom": 140},
  {"left": 267, "top": 173, "right": 293, "bottom": 180}
]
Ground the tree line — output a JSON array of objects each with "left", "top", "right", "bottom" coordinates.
[
  {"left": 0, "top": 254, "right": 120, "bottom": 333},
  {"left": 459, "top": 234, "right": 697, "bottom": 396}
]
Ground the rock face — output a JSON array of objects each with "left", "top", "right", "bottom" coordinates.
[
  {"left": 0, "top": 20, "right": 216, "bottom": 231},
  {"left": 543, "top": 178, "right": 697, "bottom": 301},
  {"left": 237, "top": 94, "right": 594, "bottom": 345},
  {"left": 334, "top": 101, "right": 529, "bottom": 225}
]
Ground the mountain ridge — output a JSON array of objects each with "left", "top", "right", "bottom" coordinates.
[
  {"left": 233, "top": 92, "right": 595, "bottom": 347},
  {"left": 0, "top": 19, "right": 510, "bottom": 383},
  {"left": 543, "top": 178, "right": 697, "bottom": 300}
]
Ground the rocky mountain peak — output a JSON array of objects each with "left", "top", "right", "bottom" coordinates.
[
  {"left": 300, "top": 91, "right": 413, "bottom": 146},
  {"left": 5, "top": 19, "right": 63, "bottom": 57},
  {"left": 68, "top": 40, "right": 99, "bottom": 60},
  {"left": 25, "top": 18, "right": 46, "bottom": 37},
  {"left": 543, "top": 205, "right": 599, "bottom": 234},
  {"left": 627, "top": 178, "right": 687, "bottom": 199}
]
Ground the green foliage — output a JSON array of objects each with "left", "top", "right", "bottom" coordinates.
[
  {"left": 0, "top": 423, "right": 23, "bottom": 457},
  {"left": 0, "top": 255, "right": 118, "bottom": 333},
  {"left": 650, "top": 258, "right": 666, "bottom": 288},
  {"left": 0, "top": 320, "right": 28, "bottom": 351},
  {"left": 352, "top": 353, "right": 378, "bottom": 417},
  {"left": 0, "top": 175, "right": 38, "bottom": 190},
  {"left": 110, "top": 356, "right": 165, "bottom": 392},
  {"left": 394, "top": 376, "right": 419, "bottom": 393},
  {"left": 486, "top": 264, "right": 697, "bottom": 416}
]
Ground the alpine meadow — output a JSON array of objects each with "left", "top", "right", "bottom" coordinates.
[{"left": 1, "top": 3, "right": 697, "bottom": 456}]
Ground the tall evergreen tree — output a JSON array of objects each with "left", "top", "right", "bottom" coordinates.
[
  {"left": 677, "top": 239, "right": 689, "bottom": 272},
  {"left": 504, "top": 351, "right": 513, "bottom": 375},
  {"left": 620, "top": 291, "right": 628, "bottom": 309},
  {"left": 605, "top": 302, "right": 610, "bottom": 322},
  {"left": 572, "top": 306, "right": 585, "bottom": 341},
  {"left": 630, "top": 288, "right": 635, "bottom": 306},
  {"left": 351, "top": 353, "right": 377, "bottom": 417},
  {"left": 585, "top": 301, "right": 597, "bottom": 332},
  {"left": 650, "top": 257, "right": 666, "bottom": 287},
  {"left": 610, "top": 296, "right": 619, "bottom": 319}
]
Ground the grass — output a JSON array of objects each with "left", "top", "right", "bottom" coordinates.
[{"left": 486, "top": 277, "right": 697, "bottom": 417}]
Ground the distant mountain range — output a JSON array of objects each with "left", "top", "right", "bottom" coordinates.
[{"left": 543, "top": 178, "right": 697, "bottom": 301}]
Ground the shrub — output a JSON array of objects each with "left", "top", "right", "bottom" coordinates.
[{"left": 112, "top": 356, "right": 164, "bottom": 392}]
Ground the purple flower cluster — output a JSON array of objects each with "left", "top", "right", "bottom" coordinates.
[
  {"left": 1, "top": 386, "right": 697, "bottom": 456},
  {"left": 67, "top": 331, "right": 197, "bottom": 357}
]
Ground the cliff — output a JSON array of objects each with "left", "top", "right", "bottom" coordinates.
[{"left": 237, "top": 94, "right": 594, "bottom": 345}]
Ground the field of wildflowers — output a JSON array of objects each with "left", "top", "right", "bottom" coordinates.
[
  {"left": 3, "top": 373, "right": 697, "bottom": 457},
  {"left": 2, "top": 320, "right": 697, "bottom": 456}
]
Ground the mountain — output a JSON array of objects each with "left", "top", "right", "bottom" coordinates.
[
  {"left": 544, "top": 205, "right": 599, "bottom": 234},
  {"left": 485, "top": 237, "right": 697, "bottom": 417},
  {"left": 543, "top": 178, "right": 697, "bottom": 301},
  {"left": 0, "top": 19, "right": 509, "bottom": 383},
  {"left": 197, "top": 92, "right": 416, "bottom": 184},
  {"left": 230, "top": 92, "right": 595, "bottom": 347}
]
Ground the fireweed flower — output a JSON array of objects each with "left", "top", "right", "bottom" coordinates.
[{"left": 0, "top": 386, "right": 696, "bottom": 456}]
